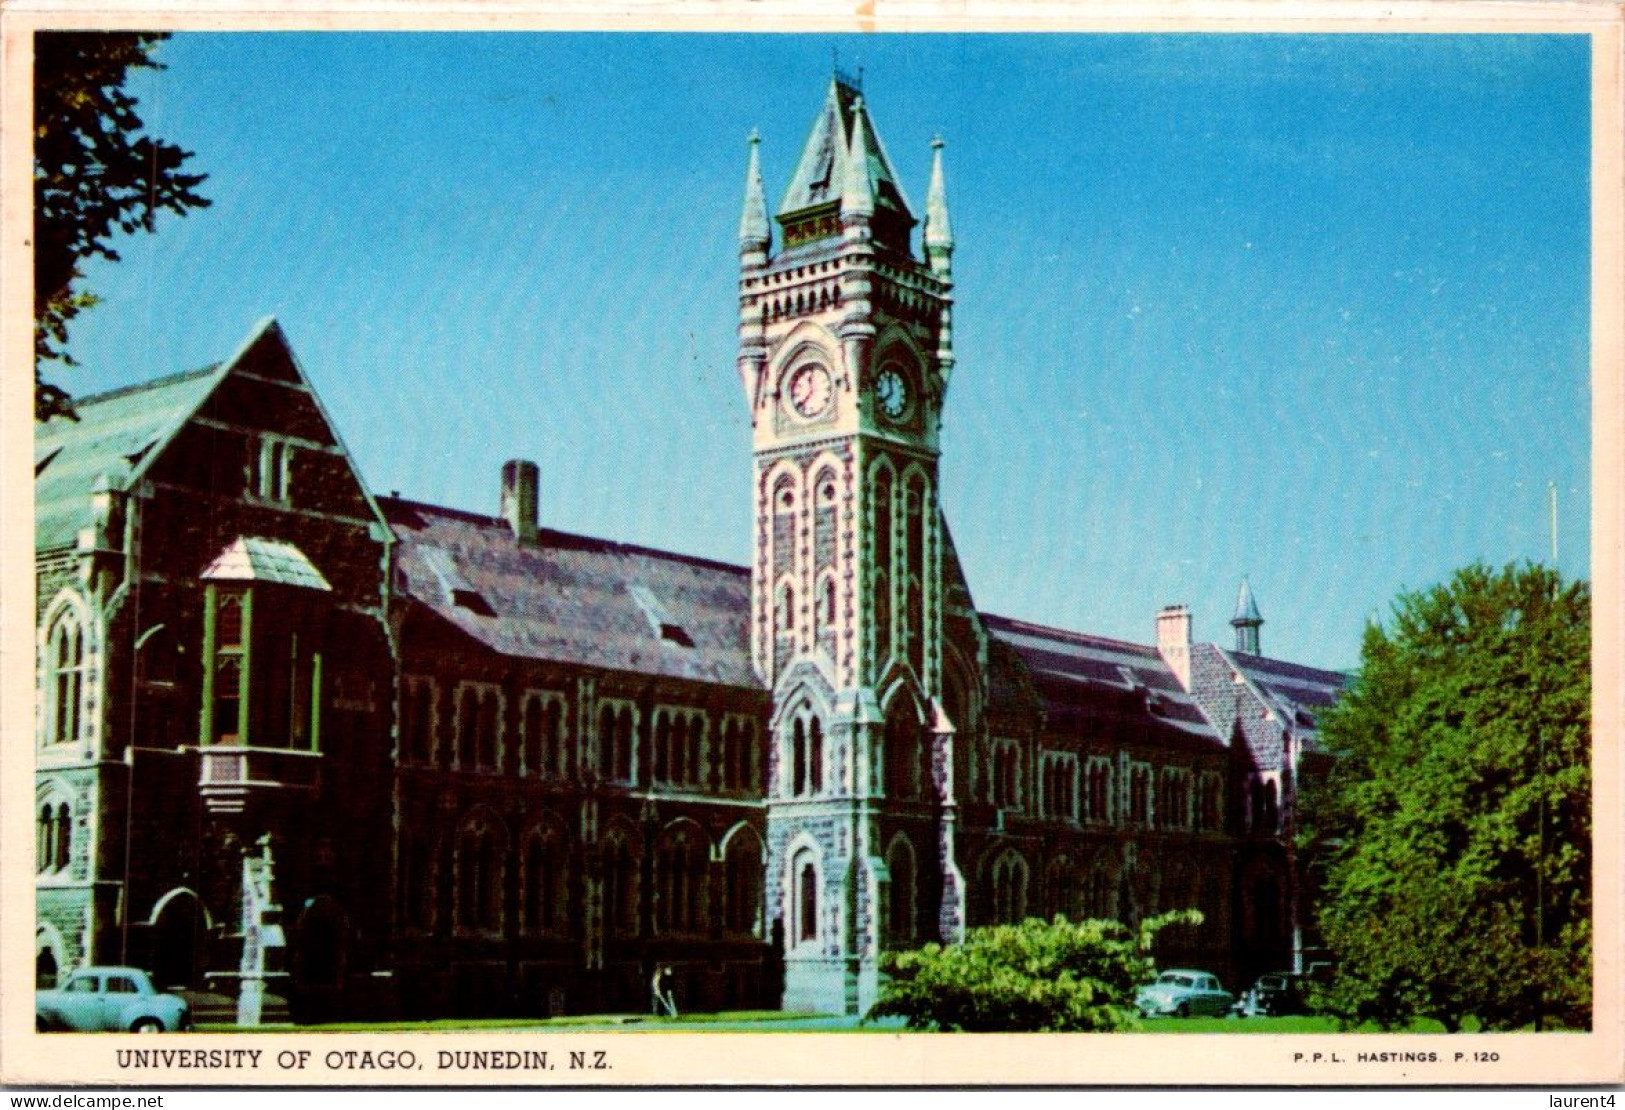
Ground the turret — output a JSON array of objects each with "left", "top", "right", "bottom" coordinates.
[
  {"left": 737, "top": 130, "right": 770, "bottom": 406},
  {"left": 1231, "top": 577, "right": 1263, "bottom": 655}
]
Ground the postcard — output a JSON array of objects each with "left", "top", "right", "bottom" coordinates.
[{"left": 2, "top": 0, "right": 1621, "bottom": 1090}]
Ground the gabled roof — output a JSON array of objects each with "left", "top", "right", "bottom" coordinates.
[
  {"left": 34, "top": 318, "right": 389, "bottom": 557},
  {"left": 982, "top": 613, "right": 1222, "bottom": 751},
  {"left": 34, "top": 365, "right": 226, "bottom": 551},
  {"left": 778, "top": 77, "right": 914, "bottom": 226},
  {"left": 383, "top": 497, "right": 761, "bottom": 690}
]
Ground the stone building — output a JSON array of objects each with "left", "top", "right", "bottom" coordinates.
[{"left": 33, "top": 73, "right": 1344, "bottom": 1022}]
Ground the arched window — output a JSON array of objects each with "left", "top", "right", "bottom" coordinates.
[
  {"left": 43, "top": 608, "right": 87, "bottom": 747},
  {"left": 603, "top": 835, "right": 638, "bottom": 936},
  {"left": 885, "top": 838, "right": 916, "bottom": 947},
  {"left": 1262, "top": 779, "right": 1280, "bottom": 834},
  {"left": 776, "top": 581, "right": 795, "bottom": 637},
  {"left": 991, "top": 852, "right": 1027, "bottom": 922},
  {"left": 796, "top": 856, "right": 819, "bottom": 944},
  {"left": 884, "top": 713, "right": 919, "bottom": 799},
  {"left": 792, "top": 718, "right": 807, "bottom": 796},
  {"left": 525, "top": 826, "right": 569, "bottom": 935},
  {"left": 403, "top": 678, "right": 434, "bottom": 764},
  {"left": 1047, "top": 857, "right": 1079, "bottom": 920},
  {"left": 457, "top": 687, "right": 478, "bottom": 769},
  {"left": 521, "top": 694, "right": 542, "bottom": 775},
  {"left": 457, "top": 820, "right": 504, "bottom": 934},
  {"left": 476, "top": 690, "right": 499, "bottom": 770},
  {"left": 808, "top": 717, "right": 823, "bottom": 794},
  {"left": 36, "top": 798, "right": 72, "bottom": 874},
  {"left": 656, "top": 830, "right": 707, "bottom": 934},
  {"left": 724, "top": 835, "right": 762, "bottom": 936},
  {"left": 541, "top": 698, "right": 563, "bottom": 778}
]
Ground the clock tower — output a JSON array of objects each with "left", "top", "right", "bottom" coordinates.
[{"left": 738, "top": 73, "right": 968, "bottom": 1014}]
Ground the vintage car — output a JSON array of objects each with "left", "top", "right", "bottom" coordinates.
[
  {"left": 36, "top": 967, "right": 192, "bottom": 1032},
  {"left": 1135, "top": 969, "right": 1235, "bottom": 1018},
  {"left": 1234, "top": 971, "right": 1311, "bottom": 1017}
]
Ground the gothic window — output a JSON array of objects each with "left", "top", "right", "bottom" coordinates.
[
  {"left": 1046, "top": 857, "right": 1079, "bottom": 920},
  {"left": 400, "top": 834, "right": 434, "bottom": 932},
  {"left": 872, "top": 467, "right": 894, "bottom": 663},
  {"left": 1084, "top": 758, "right": 1115, "bottom": 825},
  {"left": 793, "top": 851, "right": 819, "bottom": 946},
  {"left": 476, "top": 689, "right": 499, "bottom": 770},
  {"left": 1041, "top": 753, "right": 1079, "bottom": 820},
  {"left": 456, "top": 818, "right": 505, "bottom": 935},
  {"left": 402, "top": 677, "right": 435, "bottom": 764},
  {"left": 1129, "top": 764, "right": 1153, "bottom": 826},
  {"left": 884, "top": 837, "right": 917, "bottom": 947},
  {"left": 814, "top": 572, "right": 837, "bottom": 643},
  {"left": 597, "top": 703, "right": 634, "bottom": 783},
  {"left": 788, "top": 711, "right": 823, "bottom": 797},
  {"left": 771, "top": 479, "right": 796, "bottom": 579},
  {"left": 524, "top": 824, "right": 570, "bottom": 936},
  {"left": 991, "top": 739, "right": 1021, "bottom": 809},
  {"left": 1198, "top": 773, "right": 1222, "bottom": 830},
  {"left": 1262, "top": 778, "right": 1280, "bottom": 834},
  {"left": 722, "top": 718, "right": 757, "bottom": 793},
  {"left": 655, "top": 829, "right": 707, "bottom": 934},
  {"left": 991, "top": 852, "right": 1028, "bottom": 923},
  {"left": 36, "top": 797, "right": 71, "bottom": 874},
  {"left": 903, "top": 479, "right": 927, "bottom": 677},
  {"left": 457, "top": 686, "right": 479, "bottom": 768},
  {"left": 1157, "top": 768, "right": 1192, "bottom": 830},
  {"left": 775, "top": 580, "right": 795, "bottom": 639},
  {"left": 724, "top": 836, "right": 762, "bottom": 936},
  {"left": 813, "top": 471, "right": 839, "bottom": 575},
  {"left": 602, "top": 834, "right": 638, "bottom": 936},
  {"left": 42, "top": 607, "right": 86, "bottom": 747},
  {"left": 883, "top": 712, "right": 921, "bottom": 799},
  {"left": 1086, "top": 865, "right": 1115, "bottom": 919}
]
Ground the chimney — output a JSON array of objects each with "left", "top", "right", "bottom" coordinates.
[
  {"left": 500, "top": 459, "right": 539, "bottom": 545},
  {"left": 1157, "top": 604, "right": 1192, "bottom": 692}
]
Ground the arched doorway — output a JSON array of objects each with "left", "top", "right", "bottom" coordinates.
[{"left": 150, "top": 889, "right": 209, "bottom": 990}]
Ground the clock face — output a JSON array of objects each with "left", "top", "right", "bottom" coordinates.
[
  {"left": 788, "top": 363, "right": 834, "bottom": 418},
  {"left": 875, "top": 367, "right": 909, "bottom": 420}
]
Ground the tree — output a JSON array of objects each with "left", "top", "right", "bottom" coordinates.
[
  {"left": 1301, "top": 562, "right": 1590, "bottom": 1031},
  {"left": 34, "top": 31, "right": 210, "bottom": 421},
  {"left": 865, "top": 910, "right": 1199, "bottom": 1032}
]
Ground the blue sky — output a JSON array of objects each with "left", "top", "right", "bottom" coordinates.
[{"left": 46, "top": 32, "right": 1592, "bottom": 671}]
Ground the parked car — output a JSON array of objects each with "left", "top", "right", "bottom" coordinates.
[
  {"left": 36, "top": 967, "right": 192, "bottom": 1032},
  {"left": 1234, "top": 971, "right": 1310, "bottom": 1017},
  {"left": 1135, "top": 969, "right": 1234, "bottom": 1018}
]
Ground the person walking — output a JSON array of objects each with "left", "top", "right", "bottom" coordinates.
[{"left": 651, "top": 964, "right": 678, "bottom": 1018}]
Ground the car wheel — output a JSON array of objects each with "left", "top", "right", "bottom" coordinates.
[
  {"left": 130, "top": 1018, "right": 163, "bottom": 1033},
  {"left": 1175, "top": 1002, "right": 1190, "bottom": 1018}
]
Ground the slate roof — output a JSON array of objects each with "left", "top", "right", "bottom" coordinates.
[
  {"left": 382, "top": 497, "right": 761, "bottom": 690},
  {"left": 201, "top": 537, "right": 333, "bottom": 592},
  {"left": 982, "top": 613, "right": 1223, "bottom": 752},
  {"left": 1211, "top": 645, "right": 1345, "bottom": 754},
  {"left": 34, "top": 365, "right": 225, "bottom": 551},
  {"left": 778, "top": 77, "right": 914, "bottom": 225}
]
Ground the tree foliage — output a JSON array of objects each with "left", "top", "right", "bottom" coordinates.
[
  {"left": 1302, "top": 562, "right": 1590, "bottom": 1031},
  {"left": 34, "top": 31, "right": 210, "bottom": 421},
  {"left": 866, "top": 910, "right": 1200, "bottom": 1032}
]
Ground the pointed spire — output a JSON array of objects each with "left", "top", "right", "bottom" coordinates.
[
  {"left": 1231, "top": 576, "right": 1263, "bottom": 654},
  {"left": 840, "top": 97, "right": 875, "bottom": 221},
  {"left": 923, "top": 135, "right": 953, "bottom": 251},
  {"left": 739, "top": 129, "right": 770, "bottom": 251}
]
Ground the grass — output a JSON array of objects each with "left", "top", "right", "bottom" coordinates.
[{"left": 195, "top": 1010, "right": 815, "bottom": 1033}]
